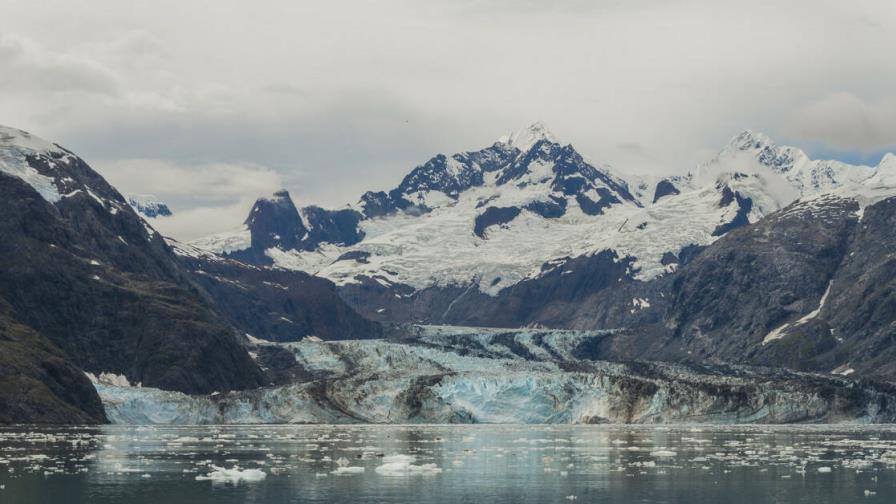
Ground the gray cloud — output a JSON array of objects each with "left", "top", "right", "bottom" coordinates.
[
  {"left": 785, "top": 93, "right": 896, "bottom": 153},
  {"left": 1, "top": 0, "right": 894, "bottom": 239},
  {"left": 99, "top": 159, "right": 283, "bottom": 240},
  {"left": 0, "top": 35, "right": 119, "bottom": 94},
  {"left": 100, "top": 159, "right": 283, "bottom": 204},
  {"left": 148, "top": 197, "right": 263, "bottom": 242}
]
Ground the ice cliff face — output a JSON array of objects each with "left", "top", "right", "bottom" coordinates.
[{"left": 96, "top": 326, "right": 896, "bottom": 425}]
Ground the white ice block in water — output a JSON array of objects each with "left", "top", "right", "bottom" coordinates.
[
  {"left": 375, "top": 454, "right": 443, "bottom": 476},
  {"left": 331, "top": 466, "right": 365, "bottom": 475},
  {"left": 195, "top": 466, "right": 267, "bottom": 484}
]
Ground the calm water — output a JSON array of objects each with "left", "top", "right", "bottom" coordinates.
[{"left": 1, "top": 424, "right": 895, "bottom": 503}]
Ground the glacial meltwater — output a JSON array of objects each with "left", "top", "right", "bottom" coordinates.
[{"left": 1, "top": 425, "right": 895, "bottom": 503}]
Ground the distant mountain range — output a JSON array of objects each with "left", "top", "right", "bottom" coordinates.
[
  {"left": 189, "top": 123, "right": 896, "bottom": 382},
  {"left": 2, "top": 121, "right": 896, "bottom": 425},
  {"left": 194, "top": 124, "right": 894, "bottom": 296}
]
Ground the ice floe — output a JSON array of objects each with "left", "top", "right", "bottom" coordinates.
[
  {"left": 195, "top": 465, "right": 267, "bottom": 484},
  {"left": 375, "top": 454, "right": 442, "bottom": 476}
]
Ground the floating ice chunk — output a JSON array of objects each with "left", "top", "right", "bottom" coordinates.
[
  {"left": 375, "top": 454, "right": 442, "bottom": 476},
  {"left": 331, "top": 466, "right": 365, "bottom": 475},
  {"left": 817, "top": 466, "right": 832, "bottom": 473},
  {"left": 195, "top": 466, "right": 267, "bottom": 484},
  {"left": 650, "top": 450, "right": 677, "bottom": 458}
]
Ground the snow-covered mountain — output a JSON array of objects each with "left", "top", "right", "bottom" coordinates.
[
  {"left": 700, "top": 130, "right": 880, "bottom": 197},
  {"left": 192, "top": 124, "right": 894, "bottom": 315},
  {"left": 127, "top": 193, "right": 172, "bottom": 218}
]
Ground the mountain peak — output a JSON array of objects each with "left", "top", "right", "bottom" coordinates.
[
  {"left": 244, "top": 189, "right": 307, "bottom": 252},
  {"left": 266, "top": 189, "right": 293, "bottom": 202},
  {"left": 0, "top": 124, "right": 62, "bottom": 154},
  {"left": 498, "top": 122, "right": 558, "bottom": 151},
  {"left": 726, "top": 129, "right": 775, "bottom": 152}
]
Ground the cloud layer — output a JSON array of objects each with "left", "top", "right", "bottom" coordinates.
[
  {"left": 786, "top": 93, "right": 896, "bottom": 153},
  {"left": 1, "top": 0, "right": 894, "bottom": 239}
]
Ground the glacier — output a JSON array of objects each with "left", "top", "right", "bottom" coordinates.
[{"left": 95, "top": 326, "right": 896, "bottom": 425}]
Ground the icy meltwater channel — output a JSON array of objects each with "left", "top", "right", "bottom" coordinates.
[{"left": 1, "top": 425, "right": 895, "bottom": 504}]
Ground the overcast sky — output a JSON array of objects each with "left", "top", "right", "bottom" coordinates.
[{"left": 2, "top": 0, "right": 895, "bottom": 239}]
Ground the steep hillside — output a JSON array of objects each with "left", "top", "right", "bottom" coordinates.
[
  {"left": 0, "top": 125, "right": 264, "bottom": 395},
  {"left": 0, "top": 303, "right": 106, "bottom": 424},
  {"left": 594, "top": 183, "right": 896, "bottom": 380},
  {"left": 170, "top": 241, "right": 382, "bottom": 342}
]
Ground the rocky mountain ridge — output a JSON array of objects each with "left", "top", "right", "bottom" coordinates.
[{"left": 192, "top": 124, "right": 895, "bottom": 332}]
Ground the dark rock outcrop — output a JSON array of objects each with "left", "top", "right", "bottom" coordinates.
[
  {"left": 243, "top": 190, "right": 309, "bottom": 253},
  {"left": 525, "top": 196, "right": 567, "bottom": 218},
  {"left": 301, "top": 206, "right": 364, "bottom": 247},
  {"left": 474, "top": 207, "right": 521, "bottom": 238},
  {"left": 712, "top": 186, "right": 753, "bottom": 236},
  {"left": 652, "top": 179, "right": 680, "bottom": 203}
]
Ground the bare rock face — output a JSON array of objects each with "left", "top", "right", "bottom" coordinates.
[
  {"left": 666, "top": 195, "right": 858, "bottom": 359},
  {"left": 783, "top": 196, "right": 896, "bottom": 379}
]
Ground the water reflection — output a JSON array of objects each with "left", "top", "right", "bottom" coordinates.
[{"left": 0, "top": 424, "right": 894, "bottom": 503}]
